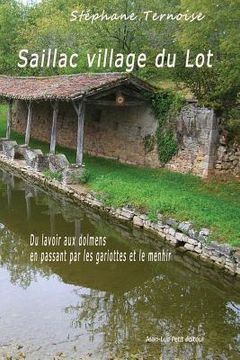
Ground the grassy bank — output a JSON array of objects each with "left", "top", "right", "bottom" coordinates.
[{"left": 0, "top": 104, "right": 240, "bottom": 246}]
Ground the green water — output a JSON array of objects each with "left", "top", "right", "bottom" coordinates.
[{"left": 0, "top": 170, "right": 239, "bottom": 360}]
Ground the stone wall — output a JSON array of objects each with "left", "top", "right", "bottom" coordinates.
[
  {"left": 13, "top": 100, "right": 159, "bottom": 167},
  {"left": 215, "top": 135, "right": 240, "bottom": 176},
  {"left": 1, "top": 152, "right": 239, "bottom": 277},
  {"left": 13, "top": 100, "right": 220, "bottom": 177},
  {"left": 166, "top": 103, "right": 219, "bottom": 177}
]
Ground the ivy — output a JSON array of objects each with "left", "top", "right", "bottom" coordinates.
[
  {"left": 149, "top": 90, "right": 185, "bottom": 164},
  {"left": 144, "top": 134, "right": 155, "bottom": 154}
]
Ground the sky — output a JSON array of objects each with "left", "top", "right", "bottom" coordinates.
[{"left": 18, "top": 0, "right": 41, "bottom": 4}]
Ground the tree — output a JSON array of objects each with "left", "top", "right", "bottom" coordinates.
[
  {"left": 174, "top": 0, "right": 240, "bottom": 112},
  {"left": 1, "top": 0, "right": 239, "bottom": 113},
  {"left": 0, "top": 0, "right": 24, "bottom": 74},
  {"left": 17, "top": 0, "right": 179, "bottom": 75}
]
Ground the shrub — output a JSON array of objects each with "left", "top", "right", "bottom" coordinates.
[{"left": 149, "top": 90, "right": 185, "bottom": 164}]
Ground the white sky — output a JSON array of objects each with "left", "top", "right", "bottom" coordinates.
[{"left": 18, "top": 0, "right": 41, "bottom": 4}]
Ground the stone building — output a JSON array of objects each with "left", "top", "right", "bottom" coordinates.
[
  {"left": 0, "top": 73, "right": 223, "bottom": 177},
  {"left": 0, "top": 73, "right": 160, "bottom": 167}
]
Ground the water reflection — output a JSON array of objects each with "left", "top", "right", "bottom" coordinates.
[{"left": 0, "top": 170, "right": 239, "bottom": 359}]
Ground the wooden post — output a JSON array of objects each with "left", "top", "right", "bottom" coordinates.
[
  {"left": 6, "top": 100, "right": 13, "bottom": 139},
  {"left": 25, "top": 101, "right": 33, "bottom": 146},
  {"left": 73, "top": 100, "right": 85, "bottom": 166},
  {"left": 50, "top": 101, "right": 59, "bottom": 154},
  {"left": 77, "top": 102, "right": 85, "bottom": 166}
]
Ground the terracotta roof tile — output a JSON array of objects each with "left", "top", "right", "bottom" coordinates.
[{"left": 0, "top": 73, "right": 153, "bottom": 101}]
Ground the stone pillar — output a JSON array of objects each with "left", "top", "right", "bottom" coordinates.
[{"left": 203, "top": 110, "right": 219, "bottom": 177}]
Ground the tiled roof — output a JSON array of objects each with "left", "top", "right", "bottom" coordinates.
[{"left": 0, "top": 73, "right": 153, "bottom": 101}]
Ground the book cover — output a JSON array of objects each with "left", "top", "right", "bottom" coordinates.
[{"left": 0, "top": 1, "right": 239, "bottom": 359}]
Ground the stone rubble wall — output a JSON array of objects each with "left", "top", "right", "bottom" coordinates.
[
  {"left": 215, "top": 135, "right": 240, "bottom": 176},
  {"left": 13, "top": 100, "right": 220, "bottom": 177},
  {"left": 0, "top": 152, "right": 239, "bottom": 277},
  {"left": 13, "top": 100, "right": 160, "bottom": 168},
  {"left": 13, "top": 100, "right": 240, "bottom": 178}
]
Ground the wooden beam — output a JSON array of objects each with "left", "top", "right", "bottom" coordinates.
[
  {"left": 72, "top": 100, "right": 85, "bottom": 166},
  {"left": 50, "top": 101, "right": 59, "bottom": 154},
  {"left": 6, "top": 100, "right": 13, "bottom": 139},
  {"left": 86, "top": 99, "right": 146, "bottom": 106},
  {"left": 25, "top": 101, "right": 33, "bottom": 146},
  {"left": 89, "top": 86, "right": 146, "bottom": 101},
  {"left": 119, "top": 87, "right": 148, "bottom": 100},
  {"left": 71, "top": 80, "right": 127, "bottom": 101}
]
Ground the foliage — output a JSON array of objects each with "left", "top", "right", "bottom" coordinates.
[
  {"left": 0, "top": 0, "right": 179, "bottom": 76},
  {"left": 0, "top": 0, "right": 25, "bottom": 74},
  {"left": 44, "top": 169, "right": 63, "bottom": 181},
  {"left": 226, "top": 118, "right": 240, "bottom": 146},
  {"left": 0, "top": 0, "right": 238, "bottom": 112},
  {"left": 157, "top": 128, "right": 179, "bottom": 164},
  {"left": 226, "top": 108, "right": 240, "bottom": 144},
  {"left": 149, "top": 90, "right": 185, "bottom": 163},
  {"left": 144, "top": 134, "right": 155, "bottom": 154},
  {"left": 174, "top": 0, "right": 240, "bottom": 111},
  {"left": 0, "top": 104, "right": 7, "bottom": 136},
  {"left": 43, "top": 167, "right": 90, "bottom": 184}
]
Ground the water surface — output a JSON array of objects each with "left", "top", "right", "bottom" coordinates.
[{"left": 0, "top": 170, "right": 239, "bottom": 359}]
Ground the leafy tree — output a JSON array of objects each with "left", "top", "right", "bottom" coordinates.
[
  {"left": 0, "top": 0, "right": 239, "bottom": 113},
  {"left": 174, "top": 0, "right": 240, "bottom": 112},
  {"left": 17, "top": 0, "right": 179, "bottom": 75},
  {"left": 0, "top": 0, "right": 24, "bottom": 74}
]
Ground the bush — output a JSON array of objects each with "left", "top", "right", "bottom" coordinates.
[
  {"left": 226, "top": 118, "right": 240, "bottom": 145},
  {"left": 149, "top": 90, "right": 185, "bottom": 164}
]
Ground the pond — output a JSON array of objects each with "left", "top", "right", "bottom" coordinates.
[{"left": 0, "top": 170, "right": 239, "bottom": 359}]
